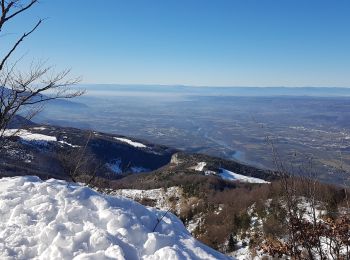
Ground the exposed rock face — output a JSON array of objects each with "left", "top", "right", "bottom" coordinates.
[{"left": 170, "top": 153, "right": 182, "bottom": 165}]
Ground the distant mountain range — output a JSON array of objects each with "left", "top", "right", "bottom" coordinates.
[{"left": 78, "top": 84, "right": 350, "bottom": 97}]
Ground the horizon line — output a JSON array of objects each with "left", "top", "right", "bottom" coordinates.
[{"left": 76, "top": 83, "right": 350, "bottom": 89}]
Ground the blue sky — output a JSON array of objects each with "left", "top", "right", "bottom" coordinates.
[{"left": 4, "top": 0, "right": 350, "bottom": 87}]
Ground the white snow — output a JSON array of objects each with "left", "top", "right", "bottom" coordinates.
[
  {"left": 0, "top": 176, "right": 230, "bottom": 260},
  {"left": 219, "top": 169, "right": 270, "bottom": 184},
  {"left": 30, "top": 127, "right": 47, "bottom": 131},
  {"left": 3, "top": 128, "right": 80, "bottom": 148},
  {"left": 106, "top": 159, "right": 122, "bottom": 174},
  {"left": 3, "top": 129, "right": 57, "bottom": 144},
  {"left": 131, "top": 166, "right": 150, "bottom": 173},
  {"left": 109, "top": 187, "right": 207, "bottom": 235},
  {"left": 114, "top": 137, "right": 147, "bottom": 148},
  {"left": 187, "top": 216, "right": 202, "bottom": 233},
  {"left": 194, "top": 162, "right": 207, "bottom": 171},
  {"left": 110, "top": 187, "right": 183, "bottom": 214},
  {"left": 58, "top": 140, "right": 79, "bottom": 148},
  {"left": 204, "top": 170, "right": 216, "bottom": 176}
]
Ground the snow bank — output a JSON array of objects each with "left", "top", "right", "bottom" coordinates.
[
  {"left": 114, "top": 137, "right": 147, "bottom": 148},
  {"left": 219, "top": 169, "right": 269, "bottom": 184},
  {"left": 0, "top": 176, "right": 230, "bottom": 260},
  {"left": 3, "top": 129, "right": 57, "bottom": 144}
]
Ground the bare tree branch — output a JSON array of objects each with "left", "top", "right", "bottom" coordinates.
[
  {"left": 0, "top": 0, "right": 84, "bottom": 143},
  {"left": 0, "top": 19, "right": 41, "bottom": 71},
  {"left": 3, "top": 0, "right": 37, "bottom": 23}
]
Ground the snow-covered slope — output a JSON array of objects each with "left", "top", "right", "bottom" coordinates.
[
  {"left": 219, "top": 168, "right": 270, "bottom": 184},
  {"left": 0, "top": 176, "right": 231, "bottom": 260},
  {"left": 0, "top": 126, "right": 174, "bottom": 178},
  {"left": 114, "top": 137, "right": 147, "bottom": 148},
  {"left": 3, "top": 129, "right": 57, "bottom": 143},
  {"left": 3, "top": 128, "right": 77, "bottom": 147}
]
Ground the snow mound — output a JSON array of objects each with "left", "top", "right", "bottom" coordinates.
[
  {"left": 219, "top": 168, "right": 270, "bottom": 184},
  {"left": 0, "top": 176, "right": 230, "bottom": 260},
  {"left": 114, "top": 137, "right": 147, "bottom": 148}
]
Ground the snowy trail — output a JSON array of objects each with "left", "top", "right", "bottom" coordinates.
[{"left": 0, "top": 176, "right": 231, "bottom": 260}]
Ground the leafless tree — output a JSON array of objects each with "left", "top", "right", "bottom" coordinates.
[
  {"left": 0, "top": 0, "right": 84, "bottom": 139},
  {"left": 57, "top": 132, "right": 101, "bottom": 184}
]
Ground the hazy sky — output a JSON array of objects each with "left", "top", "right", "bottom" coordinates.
[{"left": 4, "top": 0, "right": 350, "bottom": 87}]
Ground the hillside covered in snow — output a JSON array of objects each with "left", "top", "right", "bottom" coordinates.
[{"left": 0, "top": 176, "right": 230, "bottom": 260}]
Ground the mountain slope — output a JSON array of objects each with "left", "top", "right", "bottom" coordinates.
[
  {"left": 0, "top": 124, "right": 274, "bottom": 184},
  {"left": 0, "top": 123, "right": 276, "bottom": 257},
  {"left": 0, "top": 125, "right": 174, "bottom": 180}
]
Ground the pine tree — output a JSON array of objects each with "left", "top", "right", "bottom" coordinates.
[{"left": 227, "top": 233, "right": 236, "bottom": 252}]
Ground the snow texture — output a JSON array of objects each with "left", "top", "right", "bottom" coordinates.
[
  {"left": 219, "top": 169, "right": 270, "bottom": 184},
  {"left": 0, "top": 176, "right": 231, "bottom": 260},
  {"left": 114, "top": 137, "right": 147, "bottom": 148}
]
